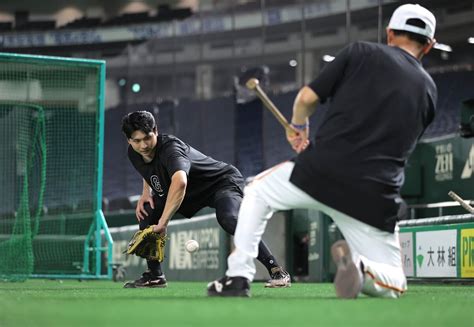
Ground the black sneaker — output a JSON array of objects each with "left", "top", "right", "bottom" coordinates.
[
  {"left": 264, "top": 267, "right": 291, "bottom": 288},
  {"left": 123, "top": 271, "right": 167, "bottom": 288},
  {"left": 207, "top": 276, "right": 250, "bottom": 297}
]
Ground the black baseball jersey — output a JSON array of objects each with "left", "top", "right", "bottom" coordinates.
[
  {"left": 290, "top": 41, "right": 437, "bottom": 232},
  {"left": 128, "top": 134, "right": 243, "bottom": 217}
]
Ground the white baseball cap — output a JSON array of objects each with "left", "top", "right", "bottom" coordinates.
[{"left": 388, "top": 4, "right": 436, "bottom": 39}]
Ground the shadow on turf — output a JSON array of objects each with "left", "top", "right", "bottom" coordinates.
[{"left": 118, "top": 289, "right": 371, "bottom": 300}]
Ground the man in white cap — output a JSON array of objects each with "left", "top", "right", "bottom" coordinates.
[{"left": 207, "top": 3, "right": 437, "bottom": 299}]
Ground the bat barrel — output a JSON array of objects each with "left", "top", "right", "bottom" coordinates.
[
  {"left": 245, "top": 78, "right": 259, "bottom": 90},
  {"left": 448, "top": 191, "right": 474, "bottom": 214},
  {"left": 245, "top": 78, "right": 291, "bottom": 130}
]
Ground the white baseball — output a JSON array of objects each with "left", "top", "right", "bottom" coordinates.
[{"left": 185, "top": 239, "right": 199, "bottom": 253}]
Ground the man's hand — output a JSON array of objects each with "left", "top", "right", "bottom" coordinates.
[
  {"left": 136, "top": 192, "right": 155, "bottom": 221},
  {"left": 152, "top": 222, "right": 167, "bottom": 236},
  {"left": 286, "top": 125, "right": 309, "bottom": 153}
]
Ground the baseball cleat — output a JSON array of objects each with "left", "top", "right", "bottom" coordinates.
[
  {"left": 331, "top": 240, "right": 362, "bottom": 299},
  {"left": 265, "top": 266, "right": 291, "bottom": 288},
  {"left": 207, "top": 276, "right": 250, "bottom": 297},
  {"left": 123, "top": 271, "right": 167, "bottom": 288}
]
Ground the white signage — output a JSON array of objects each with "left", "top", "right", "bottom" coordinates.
[
  {"left": 416, "top": 230, "right": 457, "bottom": 277},
  {"left": 461, "top": 144, "right": 474, "bottom": 179},
  {"left": 435, "top": 143, "right": 453, "bottom": 181},
  {"left": 169, "top": 228, "right": 220, "bottom": 270},
  {"left": 399, "top": 232, "right": 414, "bottom": 277}
]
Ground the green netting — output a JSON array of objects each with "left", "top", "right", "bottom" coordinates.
[
  {"left": 0, "top": 53, "right": 109, "bottom": 281},
  {"left": 0, "top": 105, "right": 46, "bottom": 281}
]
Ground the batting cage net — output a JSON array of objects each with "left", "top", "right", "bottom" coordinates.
[{"left": 0, "top": 53, "right": 112, "bottom": 281}]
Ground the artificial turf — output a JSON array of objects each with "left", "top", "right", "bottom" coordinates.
[{"left": 0, "top": 280, "right": 472, "bottom": 327}]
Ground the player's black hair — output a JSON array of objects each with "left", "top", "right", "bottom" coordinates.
[
  {"left": 392, "top": 18, "right": 431, "bottom": 46},
  {"left": 121, "top": 111, "right": 157, "bottom": 139}
]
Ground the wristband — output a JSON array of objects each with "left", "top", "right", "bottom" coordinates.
[{"left": 291, "top": 122, "right": 309, "bottom": 130}]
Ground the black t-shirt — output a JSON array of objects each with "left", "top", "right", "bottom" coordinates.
[
  {"left": 290, "top": 41, "right": 437, "bottom": 232},
  {"left": 128, "top": 134, "right": 243, "bottom": 217}
]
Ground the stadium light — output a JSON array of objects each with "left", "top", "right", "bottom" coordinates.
[
  {"left": 468, "top": 37, "right": 474, "bottom": 44},
  {"left": 289, "top": 59, "right": 298, "bottom": 67},
  {"left": 322, "top": 55, "right": 335, "bottom": 62},
  {"left": 132, "top": 83, "right": 141, "bottom": 93}
]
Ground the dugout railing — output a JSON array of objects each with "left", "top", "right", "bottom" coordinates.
[{"left": 408, "top": 200, "right": 474, "bottom": 220}]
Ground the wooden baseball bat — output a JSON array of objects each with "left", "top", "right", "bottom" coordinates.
[{"left": 245, "top": 78, "right": 293, "bottom": 133}]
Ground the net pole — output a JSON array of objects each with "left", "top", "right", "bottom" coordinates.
[{"left": 94, "top": 61, "right": 113, "bottom": 278}]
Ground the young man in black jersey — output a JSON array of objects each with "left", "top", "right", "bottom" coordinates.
[
  {"left": 121, "top": 110, "right": 290, "bottom": 288},
  {"left": 208, "top": 4, "right": 437, "bottom": 298}
]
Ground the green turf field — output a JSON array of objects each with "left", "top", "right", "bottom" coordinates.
[{"left": 0, "top": 280, "right": 472, "bottom": 327}]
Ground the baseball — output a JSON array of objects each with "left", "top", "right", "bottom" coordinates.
[{"left": 185, "top": 239, "right": 199, "bottom": 253}]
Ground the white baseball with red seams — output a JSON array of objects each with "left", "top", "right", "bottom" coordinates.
[{"left": 185, "top": 240, "right": 199, "bottom": 253}]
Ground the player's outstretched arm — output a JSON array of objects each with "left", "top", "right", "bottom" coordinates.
[
  {"left": 287, "top": 86, "right": 319, "bottom": 153},
  {"left": 152, "top": 171, "right": 187, "bottom": 235}
]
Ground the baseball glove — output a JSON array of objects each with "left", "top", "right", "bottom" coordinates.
[{"left": 124, "top": 226, "right": 167, "bottom": 262}]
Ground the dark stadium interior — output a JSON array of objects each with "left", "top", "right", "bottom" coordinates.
[{"left": 0, "top": 0, "right": 473, "bottom": 212}]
